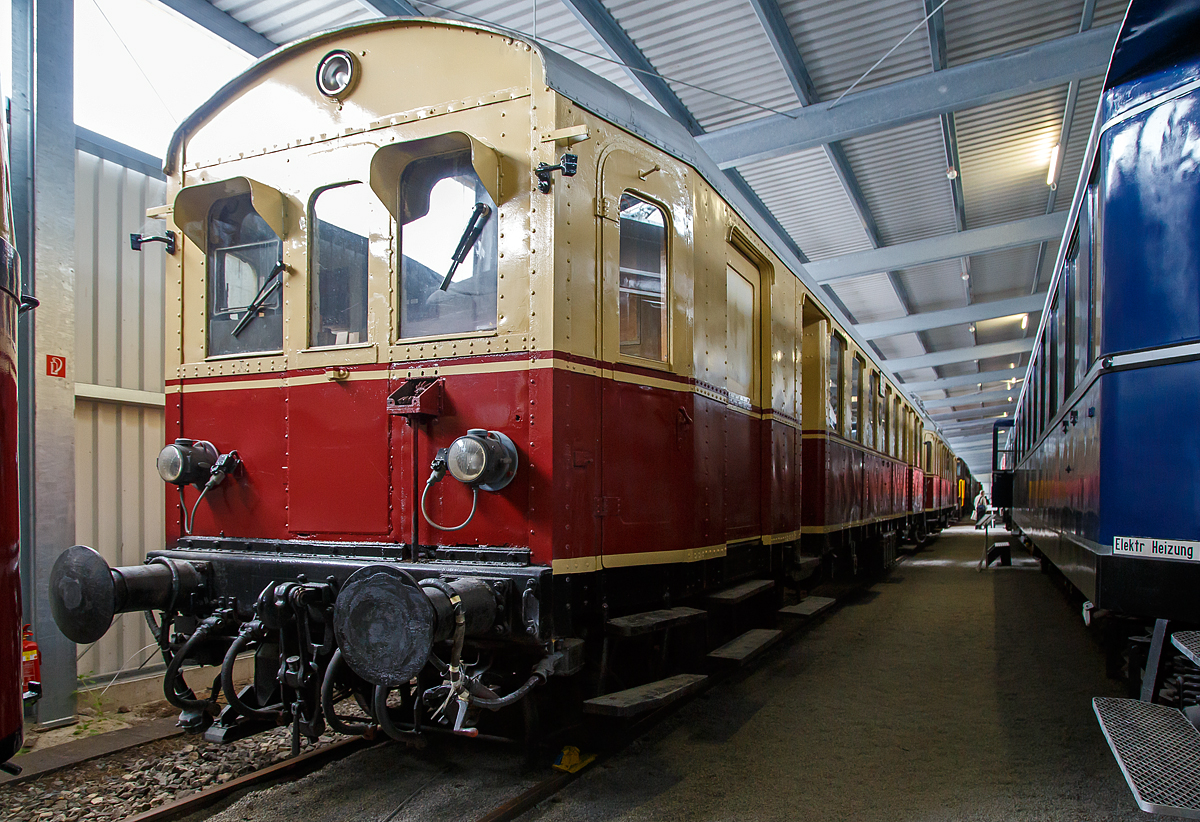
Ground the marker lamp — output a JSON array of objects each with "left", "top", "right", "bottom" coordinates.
[
  {"left": 156, "top": 439, "right": 218, "bottom": 487},
  {"left": 446, "top": 429, "right": 518, "bottom": 491}
]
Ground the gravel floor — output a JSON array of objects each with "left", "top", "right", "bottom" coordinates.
[{"left": 0, "top": 724, "right": 335, "bottom": 822}]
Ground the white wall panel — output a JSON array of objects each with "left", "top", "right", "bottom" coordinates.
[{"left": 73, "top": 148, "right": 167, "bottom": 682}]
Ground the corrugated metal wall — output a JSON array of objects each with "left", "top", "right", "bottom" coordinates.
[{"left": 73, "top": 140, "right": 168, "bottom": 682}]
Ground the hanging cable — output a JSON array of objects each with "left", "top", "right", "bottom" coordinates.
[{"left": 420, "top": 480, "right": 478, "bottom": 532}]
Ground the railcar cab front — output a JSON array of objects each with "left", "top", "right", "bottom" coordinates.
[{"left": 49, "top": 21, "right": 576, "bottom": 745}]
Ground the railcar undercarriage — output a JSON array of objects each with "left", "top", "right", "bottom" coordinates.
[{"left": 49, "top": 539, "right": 583, "bottom": 750}]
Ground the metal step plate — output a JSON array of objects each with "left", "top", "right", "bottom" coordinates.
[
  {"left": 1174, "top": 632, "right": 1200, "bottom": 668},
  {"left": 1093, "top": 697, "right": 1200, "bottom": 817},
  {"left": 779, "top": 596, "right": 836, "bottom": 618},
  {"left": 707, "top": 579, "right": 774, "bottom": 605},
  {"left": 708, "top": 628, "right": 782, "bottom": 666},
  {"left": 606, "top": 606, "right": 707, "bottom": 637},
  {"left": 583, "top": 674, "right": 708, "bottom": 717}
]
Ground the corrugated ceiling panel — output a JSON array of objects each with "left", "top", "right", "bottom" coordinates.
[
  {"left": 1054, "top": 74, "right": 1105, "bottom": 206},
  {"left": 945, "top": 0, "right": 1086, "bottom": 66},
  {"left": 873, "top": 332, "right": 926, "bottom": 361},
  {"left": 414, "top": 0, "right": 651, "bottom": 103},
  {"left": 778, "top": 0, "right": 933, "bottom": 101},
  {"left": 838, "top": 119, "right": 959, "bottom": 247},
  {"left": 966, "top": 245, "right": 1047, "bottom": 303},
  {"left": 830, "top": 272, "right": 907, "bottom": 325},
  {"left": 215, "top": 0, "right": 375, "bottom": 43},
  {"left": 604, "top": 0, "right": 798, "bottom": 131},
  {"left": 738, "top": 148, "right": 873, "bottom": 260},
  {"left": 957, "top": 86, "right": 1070, "bottom": 230},
  {"left": 892, "top": 258, "right": 967, "bottom": 313}
]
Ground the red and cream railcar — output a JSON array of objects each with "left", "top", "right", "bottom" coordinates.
[
  {"left": 920, "top": 430, "right": 957, "bottom": 531},
  {"left": 48, "top": 19, "right": 955, "bottom": 744},
  {"left": 0, "top": 89, "right": 30, "bottom": 774}
]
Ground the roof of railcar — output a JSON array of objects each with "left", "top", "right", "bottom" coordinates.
[{"left": 164, "top": 17, "right": 933, "bottom": 429}]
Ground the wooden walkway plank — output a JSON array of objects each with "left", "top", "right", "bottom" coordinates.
[
  {"left": 583, "top": 674, "right": 709, "bottom": 717},
  {"left": 708, "top": 629, "right": 782, "bottom": 666},
  {"left": 779, "top": 596, "right": 836, "bottom": 618},
  {"left": 707, "top": 579, "right": 774, "bottom": 605},
  {"left": 606, "top": 606, "right": 707, "bottom": 637}
]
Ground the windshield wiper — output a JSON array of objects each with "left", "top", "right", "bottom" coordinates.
[
  {"left": 231, "top": 261, "right": 285, "bottom": 338},
  {"left": 439, "top": 203, "right": 492, "bottom": 291}
]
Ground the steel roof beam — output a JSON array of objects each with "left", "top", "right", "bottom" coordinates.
[
  {"left": 157, "top": 0, "right": 276, "bottom": 56},
  {"left": 558, "top": 0, "right": 703, "bottom": 134},
  {"left": 888, "top": 338, "right": 1035, "bottom": 372},
  {"left": 807, "top": 213, "right": 1067, "bottom": 283},
  {"left": 696, "top": 24, "right": 1119, "bottom": 169},
  {"left": 918, "top": 387, "right": 1019, "bottom": 410},
  {"left": 855, "top": 294, "right": 1045, "bottom": 339},
  {"left": 939, "top": 416, "right": 1009, "bottom": 431},
  {"left": 904, "top": 367, "right": 1026, "bottom": 393}
]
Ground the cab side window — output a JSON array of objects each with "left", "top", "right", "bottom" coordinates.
[
  {"left": 207, "top": 193, "right": 283, "bottom": 357},
  {"left": 399, "top": 150, "right": 498, "bottom": 339},
  {"left": 618, "top": 193, "right": 668, "bottom": 362},
  {"left": 310, "top": 182, "right": 380, "bottom": 347}
]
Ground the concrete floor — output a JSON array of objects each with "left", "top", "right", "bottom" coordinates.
[
  {"left": 197, "top": 525, "right": 1175, "bottom": 821},
  {"left": 530, "top": 526, "right": 1166, "bottom": 822}
]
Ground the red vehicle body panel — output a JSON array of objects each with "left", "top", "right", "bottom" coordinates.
[
  {"left": 167, "top": 353, "right": 806, "bottom": 568},
  {"left": 0, "top": 245, "right": 21, "bottom": 764}
]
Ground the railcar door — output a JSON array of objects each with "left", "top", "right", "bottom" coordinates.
[
  {"left": 285, "top": 179, "right": 392, "bottom": 538},
  {"left": 596, "top": 149, "right": 695, "bottom": 567}
]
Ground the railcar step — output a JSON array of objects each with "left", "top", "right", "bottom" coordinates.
[
  {"left": 1173, "top": 631, "right": 1200, "bottom": 667},
  {"left": 778, "top": 596, "right": 836, "bottom": 618},
  {"left": 708, "top": 628, "right": 782, "bottom": 666},
  {"left": 1093, "top": 697, "right": 1200, "bottom": 818},
  {"left": 583, "top": 674, "right": 709, "bottom": 717},
  {"left": 707, "top": 579, "right": 774, "bottom": 605},
  {"left": 606, "top": 606, "right": 707, "bottom": 637},
  {"left": 792, "top": 557, "right": 821, "bottom": 581}
]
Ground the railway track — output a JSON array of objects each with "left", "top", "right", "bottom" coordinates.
[{"left": 113, "top": 568, "right": 889, "bottom": 822}]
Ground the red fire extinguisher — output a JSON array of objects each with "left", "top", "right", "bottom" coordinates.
[{"left": 21, "top": 625, "right": 40, "bottom": 696}]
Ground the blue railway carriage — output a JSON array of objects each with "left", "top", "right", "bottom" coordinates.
[{"left": 1010, "top": 0, "right": 1200, "bottom": 626}]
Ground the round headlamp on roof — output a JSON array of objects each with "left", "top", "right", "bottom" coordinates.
[{"left": 316, "top": 49, "right": 359, "bottom": 99}]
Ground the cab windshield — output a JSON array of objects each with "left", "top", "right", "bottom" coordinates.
[{"left": 398, "top": 150, "right": 498, "bottom": 339}]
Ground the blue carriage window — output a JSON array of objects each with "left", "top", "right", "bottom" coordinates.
[
  {"left": 207, "top": 193, "right": 283, "bottom": 357},
  {"left": 399, "top": 150, "right": 498, "bottom": 340}
]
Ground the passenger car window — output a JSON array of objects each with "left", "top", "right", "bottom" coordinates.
[
  {"left": 827, "top": 334, "right": 843, "bottom": 432},
  {"left": 850, "top": 356, "right": 862, "bottom": 441},
  {"left": 310, "top": 182, "right": 380, "bottom": 347},
  {"left": 618, "top": 193, "right": 668, "bottom": 362},
  {"left": 207, "top": 193, "right": 283, "bottom": 357},
  {"left": 726, "top": 266, "right": 755, "bottom": 402},
  {"left": 399, "top": 150, "right": 498, "bottom": 340}
]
